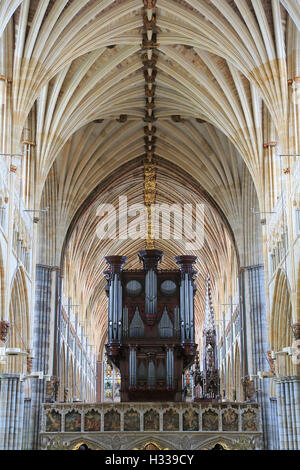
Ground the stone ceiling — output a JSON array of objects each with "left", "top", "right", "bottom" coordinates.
[{"left": 1, "top": 0, "right": 298, "bottom": 350}]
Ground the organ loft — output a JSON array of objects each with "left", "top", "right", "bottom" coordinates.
[{"left": 104, "top": 250, "right": 198, "bottom": 402}]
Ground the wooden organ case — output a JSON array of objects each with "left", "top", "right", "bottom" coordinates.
[{"left": 104, "top": 250, "right": 198, "bottom": 402}]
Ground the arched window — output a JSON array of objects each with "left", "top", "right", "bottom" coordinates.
[
  {"left": 271, "top": 269, "right": 294, "bottom": 378},
  {"left": 103, "top": 358, "right": 120, "bottom": 402},
  {"left": 7, "top": 267, "right": 29, "bottom": 374}
]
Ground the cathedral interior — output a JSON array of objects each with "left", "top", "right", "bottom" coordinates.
[{"left": 0, "top": 0, "right": 299, "bottom": 451}]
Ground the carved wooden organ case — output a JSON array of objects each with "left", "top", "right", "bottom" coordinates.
[{"left": 104, "top": 250, "right": 198, "bottom": 402}]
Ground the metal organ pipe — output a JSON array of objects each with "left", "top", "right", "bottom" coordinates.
[
  {"left": 175, "top": 255, "right": 197, "bottom": 345},
  {"left": 113, "top": 274, "right": 118, "bottom": 339},
  {"left": 180, "top": 274, "right": 195, "bottom": 342},
  {"left": 129, "top": 348, "right": 133, "bottom": 387},
  {"left": 129, "top": 349, "right": 132, "bottom": 386},
  {"left": 117, "top": 277, "right": 122, "bottom": 340},
  {"left": 123, "top": 307, "right": 128, "bottom": 338},
  {"left": 105, "top": 256, "right": 127, "bottom": 342},
  {"left": 108, "top": 283, "right": 113, "bottom": 341},
  {"left": 168, "top": 354, "right": 170, "bottom": 388},
  {"left": 166, "top": 348, "right": 174, "bottom": 388},
  {"left": 108, "top": 275, "right": 123, "bottom": 341},
  {"left": 180, "top": 282, "right": 185, "bottom": 341},
  {"left": 184, "top": 274, "right": 189, "bottom": 339},
  {"left": 189, "top": 282, "right": 194, "bottom": 340},
  {"left": 171, "top": 349, "right": 174, "bottom": 387},
  {"left": 145, "top": 269, "right": 157, "bottom": 314},
  {"left": 134, "top": 350, "right": 136, "bottom": 387},
  {"left": 129, "top": 347, "right": 137, "bottom": 387}
]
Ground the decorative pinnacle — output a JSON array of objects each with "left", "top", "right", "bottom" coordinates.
[{"left": 204, "top": 275, "right": 215, "bottom": 331}]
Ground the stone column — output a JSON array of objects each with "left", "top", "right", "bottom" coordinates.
[
  {"left": 29, "top": 265, "right": 60, "bottom": 449},
  {"left": 269, "top": 397, "right": 280, "bottom": 449},
  {"left": 22, "top": 397, "right": 31, "bottom": 450},
  {"left": 242, "top": 264, "right": 271, "bottom": 449},
  {"left": 0, "top": 374, "right": 24, "bottom": 450},
  {"left": 96, "top": 360, "right": 103, "bottom": 402},
  {"left": 276, "top": 376, "right": 300, "bottom": 449},
  {"left": 294, "top": 377, "right": 300, "bottom": 448}
]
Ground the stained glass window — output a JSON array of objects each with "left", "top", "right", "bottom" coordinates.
[{"left": 104, "top": 357, "right": 121, "bottom": 402}]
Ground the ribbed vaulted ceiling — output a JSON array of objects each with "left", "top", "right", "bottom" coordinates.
[{"left": 1, "top": 0, "right": 298, "bottom": 351}]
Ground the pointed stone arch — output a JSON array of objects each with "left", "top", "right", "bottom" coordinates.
[
  {"left": 7, "top": 266, "right": 29, "bottom": 373},
  {"left": 270, "top": 269, "right": 294, "bottom": 376},
  {"left": 199, "top": 436, "right": 234, "bottom": 450},
  {"left": 131, "top": 435, "right": 174, "bottom": 450},
  {"left": 70, "top": 438, "right": 103, "bottom": 450}
]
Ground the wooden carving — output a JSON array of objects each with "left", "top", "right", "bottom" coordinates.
[{"left": 104, "top": 251, "right": 197, "bottom": 402}]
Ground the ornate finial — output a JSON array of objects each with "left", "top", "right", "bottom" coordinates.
[
  {"left": 204, "top": 275, "right": 215, "bottom": 331},
  {"left": 202, "top": 275, "right": 219, "bottom": 399},
  {"left": 146, "top": 219, "right": 155, "bottom": 249},
  {"left": 143, "top": 147, "right": 157, "bottom": 248}
]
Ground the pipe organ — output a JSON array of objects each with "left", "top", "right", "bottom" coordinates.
[{"left": 104, "top": 250, "right": 198, "bottom": 402}]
